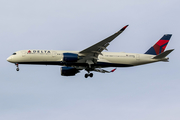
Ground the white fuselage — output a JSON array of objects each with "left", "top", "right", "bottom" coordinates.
[{"left": 7, "top": 50, "right": 163, "bottom": 68}]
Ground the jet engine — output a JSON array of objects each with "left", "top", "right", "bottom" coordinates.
[
  {"left": 61, "top": 67, "right": 79, "bottom": 76},
  {"left": 63, "top": 53, "right": 79, "bottom": 62}
]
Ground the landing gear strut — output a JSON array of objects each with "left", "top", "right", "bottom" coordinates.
[
  {"left": 85, "top": 63, "right": 94, "bottom": 78},
  {"left": 85, "top": 73, "right": 93, "bottom": 78},
  {"left": 15, "top": 63, "right": 19, "bottom": 71}
]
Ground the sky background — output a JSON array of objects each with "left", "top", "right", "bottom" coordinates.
[{"left": 0, "top": 0, "right": 180, "bottom": 120}]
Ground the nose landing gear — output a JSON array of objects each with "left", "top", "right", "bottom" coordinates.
[{"left": 15, "top": 63, "right": 19, "bottom": 71}]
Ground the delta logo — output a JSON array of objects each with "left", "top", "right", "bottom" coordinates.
[{"left": 27, "top": 50, "right": 51, "bottom": 54}]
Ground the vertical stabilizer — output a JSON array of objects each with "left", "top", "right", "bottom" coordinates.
[{"left": 145, "top": 34, "right": 172, "bottom": 55}]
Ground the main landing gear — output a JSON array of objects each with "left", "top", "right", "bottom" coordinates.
[
  {"left": 85, "top": 64, "right": 94, "bottom": 78},
  {"left": 85, "top": 73, "right": 93, "bottom": 78},
  {"left": 15, "top": 63, "right": 19, "bottom": 71}
]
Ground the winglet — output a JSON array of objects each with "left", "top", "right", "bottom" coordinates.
[
  {"left": 110, "top": 68, "right": 117, "bottom": 72},
  {"left": 120, "top": 25, "right": 129, "bottom": 31}
]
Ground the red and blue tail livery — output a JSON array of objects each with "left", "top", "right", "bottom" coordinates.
[{"left": 145, "top": 34, "right": 172, "bottom": 55}]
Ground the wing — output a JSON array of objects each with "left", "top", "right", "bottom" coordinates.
[
  {"left": 78, "top": 25, "right": 129, "bottom": 64},
  {"left": 94, "top": 68, "right": 117, "bottom": 73}
]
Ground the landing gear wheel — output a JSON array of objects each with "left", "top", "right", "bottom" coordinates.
[
  {"left": 84, "top": 73, "right": 93, "bottom": 78},
  {"left": 89, "top": 73, "right": 93, "bottom": 77},
  {"left": 85, "top": 74, "right": 88, "bottom": 78},
  {"left": 16, "top": 68, "right": 19, "bottom": 71}
]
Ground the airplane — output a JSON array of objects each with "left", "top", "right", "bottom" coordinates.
[{"left": 7, "top": 25, "right": 174, "bottom": 78}]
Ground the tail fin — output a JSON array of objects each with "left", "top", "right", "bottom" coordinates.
[{"left": 145, "top": 34, "right": 172, "bottom": 55}]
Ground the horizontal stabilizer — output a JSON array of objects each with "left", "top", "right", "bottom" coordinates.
[{"left": 153, "top": 49, "right": 174, "bottom": 59}]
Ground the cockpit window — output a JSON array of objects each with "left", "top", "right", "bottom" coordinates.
[{"left": 12, "top": 53, "right": 16, "bottom": 55}]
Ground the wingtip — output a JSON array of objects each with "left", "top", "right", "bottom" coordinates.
[
  {"left": 121, "top": 25, "right": 129, "bottom": 31},
  {"left": 111, "top": 68, "right": 117, "bottom": 72}
]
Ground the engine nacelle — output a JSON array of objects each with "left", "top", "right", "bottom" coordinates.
[
  {"left": 63, "top": 53, "right": 79, "bottom": 62},
  {"left": 61, "top": 67, "right": 79, "bottom": 76}
]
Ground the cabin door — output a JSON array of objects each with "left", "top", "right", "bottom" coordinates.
[{"left": 136, "top": 54, "right": 140, "bottom": 60}]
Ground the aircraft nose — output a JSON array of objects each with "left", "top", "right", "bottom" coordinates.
[{"left": 7, "top": 56, "right": 12, "bottom": 62}]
